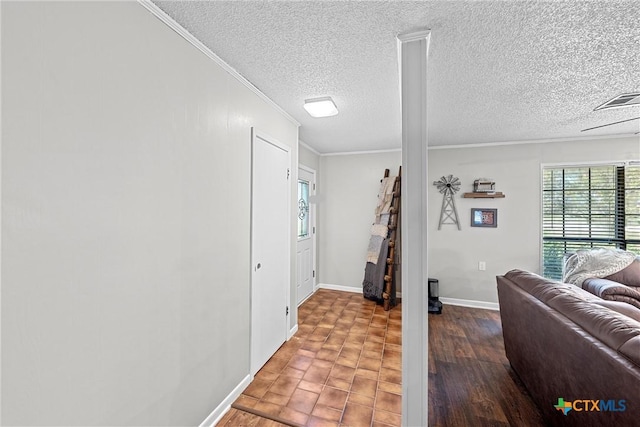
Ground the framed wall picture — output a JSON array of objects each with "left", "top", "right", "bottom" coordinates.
[{"left": 471, "top": 208, "right": 497, "bottom": 228}]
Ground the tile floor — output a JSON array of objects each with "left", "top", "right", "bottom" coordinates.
[{"left": 226, "top": 289, "right": 402, "bottom": 427}]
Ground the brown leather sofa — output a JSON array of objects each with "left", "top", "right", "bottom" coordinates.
[{"left": 497, "top": 269, "right": 640, "bottom": 426}]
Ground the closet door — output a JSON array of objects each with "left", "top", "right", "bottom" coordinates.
[{"left": 251, "top": 130, "right": 290, "bottom": 374}]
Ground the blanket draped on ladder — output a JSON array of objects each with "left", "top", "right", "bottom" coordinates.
[
  {"left": 363, "top": 238, "right": 390, "bottom": 302},
  {"left": 365, "top": 177, "right": 394, "bottom": 263},
  {"left": 363, "top": 176, "right": 396, "bottom": 301}
]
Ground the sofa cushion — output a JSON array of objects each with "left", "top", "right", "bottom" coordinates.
[
  {"left": 604, "top": 257, "right": 640, "bottom": 287},
  {"left": 618, "top": 336, "right": 640, "bottom": 368},
  {"left": 595, "top": 300, "right": 640, "bottom": 323},
  {"left": 503, "top": 269, "right": 600, "bottom": 304},
  {"left": 545, "top": 291, "right": 640, "bottom": 352}
]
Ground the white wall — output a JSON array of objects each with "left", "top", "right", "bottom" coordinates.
[
  {"left": 318, "top": 151, "right": 402, "bottom": 289},
  {"left": 1, "top": 2, "right": 298, "bottom": 426},
  {"left": 299, "top": 142, "right": 320, "bottom": 172},
  {"left": 428, "top": 136, "right": 639, "bottom": 304}
]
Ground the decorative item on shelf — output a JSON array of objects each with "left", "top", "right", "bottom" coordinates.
[
  {"left": 471, "top": 208, "right": 498, "bottom": 228},
  {"left": 434, "top": 175, "right": 461, "bottom": 230},
  {"left": 463, "top": 178, "right": 505, "bottom": 198},
  {"left": 473, "top": 178, "right": 496, "bottom": 193}
]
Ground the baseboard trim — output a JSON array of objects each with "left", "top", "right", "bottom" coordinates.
[
  {"left": 198, "top": 374, "right": 251, "bottom": 427},
  {"left": 297, "top": 283, "right": 387, "bottom": 308},
  {"left": 288, "top": 324, "right": 298, "bottom": 340},
  {"left": 440, "top": 297, "right": 499, "bottom": 311},
  {"left": 317, "top": 283, "right": 403, "bottom": 300},
  {"left": 317, "top": 283, "right": 361, "bottom": 294},
  {"left": 298, "top": 291, "right": 316, "bottom": 306}
]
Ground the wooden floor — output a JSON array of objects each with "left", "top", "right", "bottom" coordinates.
[
  {"left": 217, "top": 291, "right": 544, "bottom": 426},
  {"left": 428, "top": 304, "right": 545, "bottom": 426}
]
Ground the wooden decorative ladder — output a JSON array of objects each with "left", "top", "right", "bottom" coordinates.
[{"left": 382, "top": 167, "right": 401, "bottom": 310}]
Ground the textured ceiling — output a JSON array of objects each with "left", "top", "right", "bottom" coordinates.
[{"left": 152, "top": 0, "right": 640, "bottom": 154}]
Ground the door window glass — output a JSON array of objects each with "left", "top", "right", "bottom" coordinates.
[{"left": 298, "top": 180, "right": 309, "bottom": 238}]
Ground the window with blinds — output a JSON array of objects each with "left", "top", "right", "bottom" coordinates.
[{"left": 542, "top": 164, "right": 640, "bottom": 279}]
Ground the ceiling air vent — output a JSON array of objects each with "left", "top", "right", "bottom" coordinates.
[{"left": 594, "top": 93, "right": 640, "bottom": 111}]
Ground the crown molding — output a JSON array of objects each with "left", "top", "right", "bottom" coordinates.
[
  {"left": 428, "top": 132, "right": 639, "bottom": 150},
  {"left": 137, "top": 0, "right": 300, "bottom": 128},
  {"left": 300, "top": 133, "right": 637, "bottom": 156},
  {"left": 321, "top": 148, "right": 402, "bottom": 157},
  {"left": 299, "top": 140, "right": 321, "bottom": 156}
]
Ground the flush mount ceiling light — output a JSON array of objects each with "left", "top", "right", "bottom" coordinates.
[{"left": 303, "top": 96, "right": 338, "bottom": 118}]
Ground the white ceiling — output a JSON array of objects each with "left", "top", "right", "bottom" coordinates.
[{"left": 153, "top": 0, "right": 640, "bottom": 154}]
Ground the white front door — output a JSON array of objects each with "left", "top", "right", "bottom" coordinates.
[
  {"left": 251, "top": 130, "right": 290, "bottom": 375},
  {"left": 296, "top": 166, "right": 315, "bottom": 305}
]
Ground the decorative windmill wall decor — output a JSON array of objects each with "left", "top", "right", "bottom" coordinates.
[{"left": 434, "top": 175, "right": 461, "bottom": 230}]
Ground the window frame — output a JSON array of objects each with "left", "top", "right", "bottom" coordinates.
[{"left": 540, "top": 161, "right": 640, "bottom": 279}]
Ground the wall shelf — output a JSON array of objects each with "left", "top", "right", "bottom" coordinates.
[{"left": 463, "top": 192, "right": 505, "bottom": 198}]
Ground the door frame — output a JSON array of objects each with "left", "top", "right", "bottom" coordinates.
[
  {"left": 250, "top": 128, "right": 291, "bottom": 376},
  {"left": 297, "top": 164, "right": 317, "bottom": 304}
]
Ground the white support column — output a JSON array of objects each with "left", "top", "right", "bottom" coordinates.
[{"left": 397, "top": 30, "right": 430, "bottom": 427}]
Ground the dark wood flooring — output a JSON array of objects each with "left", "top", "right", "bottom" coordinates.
[
  {"left": 428, "top": 304, "right": 545, "bottom": 426},
  {"left": 217, "top": 293, "right": 545, "bottom": 426}
]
